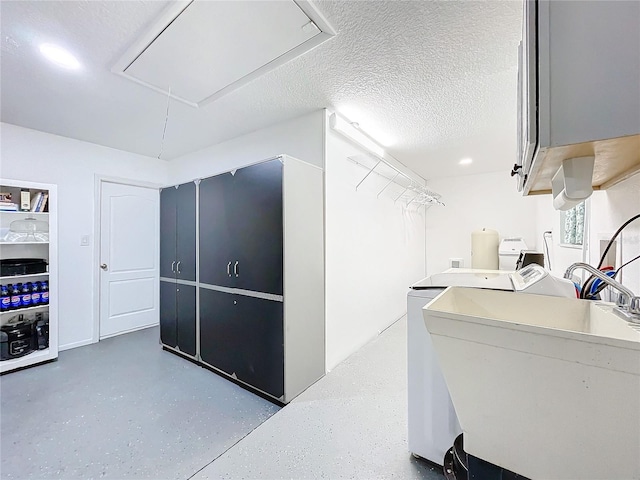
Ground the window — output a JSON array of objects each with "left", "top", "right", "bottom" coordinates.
[{"left": 560, "top": 202, "right": 585, "bottom": 246}]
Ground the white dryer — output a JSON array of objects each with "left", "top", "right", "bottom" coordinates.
[{"left": 407, "top": 269, "right": 514, "bottom": 466}]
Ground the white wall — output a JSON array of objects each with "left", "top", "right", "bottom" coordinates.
[
  {"left": 426, "top": 169, "right": 639, "bottom": 299},
  {"left": 536, "top": 173, "right": 640, "bottom": 295},
  {"left": 588, "top": 174, "right": 640, "bottom": 295},
  {"left": 425, "top": 171, "right": 541, "bottom": 275},
  {"left": 168, "top": 110, "right": 325, "bottom": 183},
  {"left": 325, "top": 117, "right": 426, "bottom": 371},
  {"left": 0, "top": 123, "right": 169, "bottom": 350}
]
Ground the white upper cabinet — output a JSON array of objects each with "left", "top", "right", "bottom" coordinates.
[{"left": 515, "top": 0, "right": 640, "bottom": 195}]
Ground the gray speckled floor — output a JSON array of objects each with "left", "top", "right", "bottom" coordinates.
[
  {"left": 0, "top": 327, "right": 280, "bottom": 479},
  {"left": 1, "top": 319, "right": 444, "bottom": 480},
  {"left": 193, "top": 317, "right": 444, "bottom": 480}
]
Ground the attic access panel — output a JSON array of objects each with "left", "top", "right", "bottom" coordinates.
[{"left": 113, "top": 0, "right": 335, "bottom": 107}]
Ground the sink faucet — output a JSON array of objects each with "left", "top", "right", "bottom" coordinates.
[{"left": 564, "top": 262, "right": 640, "bottom": 321}]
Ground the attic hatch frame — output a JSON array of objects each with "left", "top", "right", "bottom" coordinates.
[
  {"left": 346, "top": 154, "right": 444, "bottom": 211},
  {"left": 111, "top": 0, "right": 336, "bottom": 108}
]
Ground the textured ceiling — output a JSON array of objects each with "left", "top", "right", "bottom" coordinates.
[{"left": 0, "top": 0, "right": 522, "bottom": 179}]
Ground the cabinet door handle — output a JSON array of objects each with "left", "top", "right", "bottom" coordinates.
[
  {"left": 510, "top": 164, "right": 522, "bottom": 177},
  {"left": 171, "top": 261, "right": 176, "bottom": 272},
  {"left": 234, "top": 261, "right": 239, "bottom": 277},
  {"left": 176, "top": 261, "right": 181, "bottom": 274},
  {"left": 227, "top": 262, "right": 232, "bottom": 277}
]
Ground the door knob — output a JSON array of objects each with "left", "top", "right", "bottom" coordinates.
[{"left": 100, "top": 263, "right": 108, "bottom": 271}]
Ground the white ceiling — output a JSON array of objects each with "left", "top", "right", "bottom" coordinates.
[{"left": 0, "top": 0, "right": 522, "bottom": 180}]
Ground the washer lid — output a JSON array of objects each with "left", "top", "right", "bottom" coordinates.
[{"left": 411, "top": 269, "right": 513, "bottom": 291}]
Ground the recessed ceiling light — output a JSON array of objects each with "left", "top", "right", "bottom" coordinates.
[
  {"left": 459, "top": 158, "right": 473, "bottom": 165},
  {"left": 39, "top": 43, "right": 81, "bottom": 70}
]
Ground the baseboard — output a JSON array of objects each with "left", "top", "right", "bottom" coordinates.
[
  {"left": 99, "top": 322, "right": 159, "bottom": 340},
  {"left": 59, "top": 338, "right": 95, "bottom": 351}
]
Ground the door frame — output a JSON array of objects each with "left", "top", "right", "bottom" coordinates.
[{"left": 93, "top": 175, "right": 163, "bottom": 343}]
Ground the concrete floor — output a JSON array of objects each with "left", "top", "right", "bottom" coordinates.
[
  {"left": 0, "top": 328, "right": 280, "bottom": 479},
  {"left": 194, "top": 316, "right": 443, "bottom": 480},
  {"left": 1, "top": 318, "right": 444, "bottom": 480}
]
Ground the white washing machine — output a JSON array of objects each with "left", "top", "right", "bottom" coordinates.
[
  {"left": 407, "top": 269, "right": 515, "bottom": 466},
  {"left": 407, "top": 266, "right": 576, "bottom": 466}
]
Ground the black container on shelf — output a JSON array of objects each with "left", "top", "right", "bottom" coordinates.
[
  {"left": 0, "top": 315, "right": 34, "bottom": 360},
  {"left": 0, "top": 258, "right": 48, "bottom": 277},
  {"left": 34, "top": 312, "right": 49, "bottom": 350}
]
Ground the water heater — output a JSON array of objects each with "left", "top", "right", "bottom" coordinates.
[{"left": 471, "top": 228, "right": 499, "bottom": 269}]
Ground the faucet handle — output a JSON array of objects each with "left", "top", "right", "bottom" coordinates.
[
  {"left": 630, "top": 297, "right": 640, "bottom": 315},
  {"left": 617, "top": 293, "right": 630, "bottom": 309}
]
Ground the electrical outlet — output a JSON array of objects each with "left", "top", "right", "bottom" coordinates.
[
  {"left": 600, "top": 239, "right": 617, "bottom": 268},
  {"left": 450, "top": 258, "right": 464, "bottom": 268}
]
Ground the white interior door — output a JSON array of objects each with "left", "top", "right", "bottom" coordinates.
[{"left": 100, "top": 182, "right": 159, "bottom": 339}]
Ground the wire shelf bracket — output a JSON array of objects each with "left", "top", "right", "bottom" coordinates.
[{"left": 346, "top": 154, "right": 444, "bottom": 209}]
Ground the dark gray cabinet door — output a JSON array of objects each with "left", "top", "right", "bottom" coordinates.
[
  {"left": 235, "top": 295, "right": 284, "bottom": 399},
  {"left": 160, "top": 183, "right": 196, "bottom": 355},
  {"left": 159, "top": 187, "right": 177, "bottom": 279},
  {"left": 233, "top": 160, "right": 284, "bottom": 295},
  {"left": 199, "top": 289, "right": 284, "bottom": 399},
  {"left": 159, "top": 280, "right": 177, "bottom": 348},
  {"left": 199, "top": 288, "right": 240, "bottom": 375},
  {"left": 175, "top": 182, "right": 196, "bottom": 282},
  {"left": 176, "top": 284, "right": 196, "bottom": 356},
  {"left": 199, "top": 173, "right": 235, "bottom": 287}
]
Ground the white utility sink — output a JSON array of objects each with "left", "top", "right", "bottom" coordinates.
[{"left": 423, "top": 287, "right": 640, "bottom": 480}]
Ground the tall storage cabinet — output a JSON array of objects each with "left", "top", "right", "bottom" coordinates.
[
  {"left": 0, "top": 179, "right": 57, "bottom": 374},
  {"left": 159, "top": 182, "right": 197, "bottom": 357},
  {"left": 159, "top": 156, "right": 325, "bottom": 403}
]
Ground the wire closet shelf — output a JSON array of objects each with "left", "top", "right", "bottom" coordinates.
[{"left": 347, "top": 154, "right": 444, "bottom": 210}]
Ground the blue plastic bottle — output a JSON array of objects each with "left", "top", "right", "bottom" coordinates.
[
  {"left": 0, "top": 285, "right": 9, "bottom": 311},
  {"left": 11, "top": 284, "right": 22, "bottom": 310},
  {"left": 21, "top": 282, "right": 32, "bottom": 308},
  {"left": 31, "top": 282, "right": 41, "bottom": 305},
  {"left": 41, "top": 281, "right": 49, "bottom": 305}
]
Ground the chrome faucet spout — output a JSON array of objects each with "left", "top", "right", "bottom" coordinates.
[{"left": 564, "top": 262, "right": 639, "bottom": 317}]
